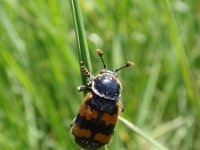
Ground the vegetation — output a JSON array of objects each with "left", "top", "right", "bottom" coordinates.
[{"left": 0, "top": 0, "right": 199, "bottom": 150}]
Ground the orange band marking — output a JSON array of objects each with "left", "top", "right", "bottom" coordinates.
[
  {"left": 101, "top": 112, "right": 118, "bottom": 126},
  {"left": 72, "top": 124, "right": 91, "bottom": 138},
  {"left": 94, "top": 133, "right": 111, "bottom": 144},
  {"left": 79, "top": 93, "right": 98, "bottom": 120}
]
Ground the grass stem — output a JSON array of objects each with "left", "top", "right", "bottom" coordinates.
[
  {"left": 119, "top": 116, "right": 168, "bottom": 150},
  {"left": 69, "top": 0, "right": 92, "bottom": 84}
]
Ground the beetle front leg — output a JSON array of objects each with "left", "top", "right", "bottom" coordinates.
[
  {"left": 77, "top": 85, "right": 88, "bottom": 92},
  {"left": 80, "top": 61, "right": 91, "bottom": 79}
]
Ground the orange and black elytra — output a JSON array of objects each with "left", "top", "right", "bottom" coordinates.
[{"left": 71, "top": 49, "right": 134, "bottom": 150}]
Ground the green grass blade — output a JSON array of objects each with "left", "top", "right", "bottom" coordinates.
[
  {"left": 69, "top": 0, "right": 92, "bottom": 81},
  {"left": 119, "top": 116, "right": 168, "bottom": 150},
  {"left": 159, "top": 0, "right": 200, "bottom": 115}
]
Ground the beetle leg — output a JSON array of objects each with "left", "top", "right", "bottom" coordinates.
[
  {"left": 70, "top": 117, "right": 76, "bottom": 127},
  {"left": 118, "top": 100, "right": 124, "bottom": 112},
  {"left": 77, "top": 85, "right": 88, "bottom": 92},
  {"left": 80, "top": 61, "right": 91, "bottom": 79}
]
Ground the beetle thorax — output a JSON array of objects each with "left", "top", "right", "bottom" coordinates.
[{"left": 91, "top": 72, "right": 122, "bottom": 100}]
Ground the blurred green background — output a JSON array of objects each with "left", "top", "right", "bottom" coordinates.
[{"left": 0, "top": 0, "right": 200, "bottom": 150}]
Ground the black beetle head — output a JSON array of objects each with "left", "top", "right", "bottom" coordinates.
[
  {"left": 92, "top": 70, "right": 122, "bottom": 100},
  {"left": 91, "top": 49, "right": 134, "bottom": 100}
]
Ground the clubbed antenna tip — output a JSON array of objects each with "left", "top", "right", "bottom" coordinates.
[
  {"left": 96, "top": 49, "right": 104, "bottom": 55},
  {"left": 96, "top": 49, "right": 106, "bottom": 68},
  {"left": 114, "top": 61, "right": 134, "bottom": 73},
  {"left": 126, "top": 61, "right": 134, "bottom": 67}
]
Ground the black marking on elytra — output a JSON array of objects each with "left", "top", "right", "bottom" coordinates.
[{"left": 75, "top": 114, "right": 115, "bottom": 136}]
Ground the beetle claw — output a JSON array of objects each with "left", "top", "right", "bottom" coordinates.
[{"left": 77, "top": 86, "right": 88, "bottom": 92}]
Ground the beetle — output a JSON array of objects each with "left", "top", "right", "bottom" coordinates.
[{"left": 71, "top": 49, "right": 134, "bottom": 150}]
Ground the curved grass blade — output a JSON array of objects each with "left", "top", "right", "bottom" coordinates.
[{"left": 69, "top": 0, "right": 92, "bottom": 85}]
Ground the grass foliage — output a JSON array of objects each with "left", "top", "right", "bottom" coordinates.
[{"left": 0, "top": 0, "right": 200, "bottom": 150}]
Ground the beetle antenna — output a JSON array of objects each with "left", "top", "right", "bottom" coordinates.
[
  {"left": 114, "top": 61, "right": 134, "bottom": 73},
  {"left": 96, "top": 49, "right": 107, "bottom": 68}
]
